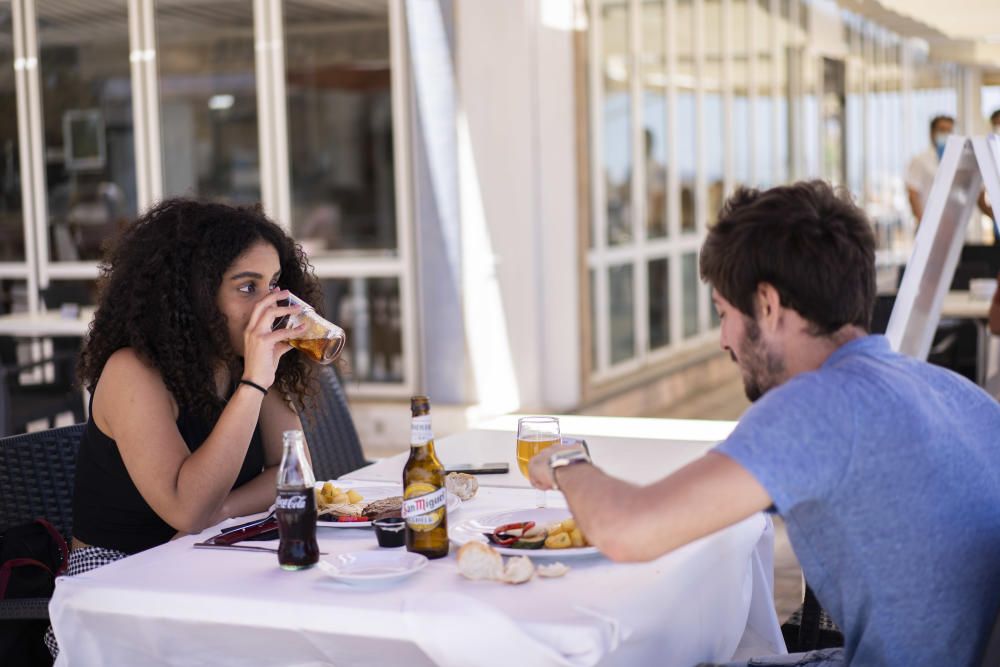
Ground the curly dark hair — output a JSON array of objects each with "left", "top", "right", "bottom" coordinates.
[
  {"left": 78, "top": 198, "right": 322, "bottom": 419},
  {"left": 700, "top": 180, "right": 876, "bottom": 336}
]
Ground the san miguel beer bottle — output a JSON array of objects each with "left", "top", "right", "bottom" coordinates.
[{"left": 402, "top": 396, "right": 449, "bottom": 559}]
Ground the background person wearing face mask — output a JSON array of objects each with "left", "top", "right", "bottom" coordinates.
[
  {"left": 905, "top": 114, "right": 954, "bottom": 224},
  {"left": 905, "top": 113, "right": 997, "bottom": 240}
]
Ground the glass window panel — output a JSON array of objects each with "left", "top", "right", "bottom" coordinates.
[
  {"left": 284, "top": 1, "right": 395, "bottom": 257},
  {"left": 641, "top": 1, "right": 667, "bottom": 240},
  {"left": 37, "top": 1, "right": 136, "bottom": 263},
  {"left": 0, "top": 279, "right": 29, "bottom": 316},
  {"left": 754, "top": 0, "right": 773, "bottom": 187},
  {"left": 704, "top": 0, "right": 724, "bottom": 225},
  {"left": 0, "top": 22, "right": 24, "bottom": 262},
  {"left": 648, "top": 257, "right": 670, "bottom": 349},
  {"left": 682, "top": 252, "right": 699, "bottom": 338},
  {"left": 156, "top": 3, "right": 259, "bottom": 204},
  {"left": 732, "top": 0, "right": 750, "bottom": 188},
  {"left": 774, "top": 1, "right": 789, "bottom": 183},
  {"left": 41, "top": 279, "right": 97, "bottom": 309},
  {"left": 676, "top": 0, "right": 696, "bottom": 233},
  {"left": 602, "top": 1, "right": 631, "bottom": 246},
  {"left": 608, "top": 263, "right": 634, "bottom": 364},
  {"left": 319, "top": 276, "right": 402, "bottom": 383}
]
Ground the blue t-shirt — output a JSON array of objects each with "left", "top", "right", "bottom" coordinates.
[{"left": 715, "top": 335, "right": 1000, "bottom": 665}]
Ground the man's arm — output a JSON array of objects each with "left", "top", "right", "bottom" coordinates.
[
  {"left": 528, "top": 450, "right": 772, "bottom": 562},
  {"left": 907, "top": 187, "right": 923, "bottom": 222}
]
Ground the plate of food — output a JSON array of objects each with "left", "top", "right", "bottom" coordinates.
[
  {"left": 314, "top": 482, "right": 461, "bottom": 528},
  {"left": 449, "top": 508, "right": 600, "bottom": 558}
]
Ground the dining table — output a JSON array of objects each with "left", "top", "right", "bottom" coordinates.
[{"left": 49, "top": 415, "right": 786, "bottom": 667}]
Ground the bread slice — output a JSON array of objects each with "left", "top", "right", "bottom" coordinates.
[
  {"left": 445, "top": 472, "right": 479, "bottom": 501},
  {"left": 456, "top": 542, "right": 504, "bottom": 581}
]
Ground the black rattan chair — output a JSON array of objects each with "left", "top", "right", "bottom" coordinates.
[
  {"left": 0, "top": 423, "right": 84, "bottom": 621},
  {"left": 780, "top": 583, "right": 844, "bottom": 652},
  {"left": 300, "top": 366, "right": 369, "bottom": 481}
]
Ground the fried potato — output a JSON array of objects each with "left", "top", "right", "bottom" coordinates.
[
  {"left": 315, "top": 482, "right": 364, "bottom": 510},
  {"left": 544, "top": 532, "right": 572, "bottom": 549},
  {"left": 546, "top": 521, "right": 567, "bottom": 536},
  {"left": 569, "top": 527, "right": 584, "bottom": 548}
]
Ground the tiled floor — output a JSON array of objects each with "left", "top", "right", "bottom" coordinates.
[{"left": 655, "top": 369, "right": 804, "bottom": 623}]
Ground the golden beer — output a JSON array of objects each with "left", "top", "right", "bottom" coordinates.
[
  {"left": 288, "top": 336, "right": 345, "bottom": 365},
  {"left": 515, "top": 436, "right": 559, "bottom": 479},
  {"left": 275, "top": 292, "right": 346, "bottom": 365},
  {"left": 402, "top": 396, "right": 449, "bottom": 559}
]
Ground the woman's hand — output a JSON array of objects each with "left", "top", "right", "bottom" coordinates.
[{"left": 241, "top": 290, "right": 306, "bottom": 389}]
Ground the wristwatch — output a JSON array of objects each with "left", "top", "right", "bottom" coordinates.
[{"left": 548, "top": 445, "right": 592, "bottom": 490}]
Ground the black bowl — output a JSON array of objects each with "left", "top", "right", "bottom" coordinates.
[{"left": 373, "top": 517, "right": 406, "bottom": 548}]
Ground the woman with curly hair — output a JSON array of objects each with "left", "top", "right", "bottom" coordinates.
[{"left": 45, "top": 198, "right": 323, "bottom": 656}]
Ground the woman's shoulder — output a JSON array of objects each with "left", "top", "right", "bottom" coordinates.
[
  {"left": 94, "top": 348, "right": 177, "bottom": 426},
  {"left": 102, "top": 347, "right": 161, "bottom": 382}
]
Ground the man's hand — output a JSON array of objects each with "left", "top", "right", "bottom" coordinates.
[{"left": 527, "top": 443, "right": 571, "bottom": 490}]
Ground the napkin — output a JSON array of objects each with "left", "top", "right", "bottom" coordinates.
[{"left": 403, "top": 591, "right": 615, "bottom": 667}]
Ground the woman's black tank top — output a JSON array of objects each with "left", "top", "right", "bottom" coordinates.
[{"left": 72, "top": 403, "right": 265, "bottom": 554}]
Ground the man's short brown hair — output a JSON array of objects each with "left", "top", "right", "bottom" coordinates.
[{"left": 700, "top": 180, "right": 876, "bottom": 335}]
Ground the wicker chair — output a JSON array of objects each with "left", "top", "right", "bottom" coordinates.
[
  {"left": 780, "top": 583, "right": 844, "bottom": 652},
  {"left": 0, "top": 423, "right": 84, "bottom": 621},
  {"left": 300, "top": 366, "right": 369, "bottom": 481}
]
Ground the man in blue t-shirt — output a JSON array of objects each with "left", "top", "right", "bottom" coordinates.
[{"left": 528, "top": 181, "right": 1000, "bottom": 665}]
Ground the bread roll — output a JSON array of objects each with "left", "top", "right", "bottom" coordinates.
[
  {"left": 445, "top": 472, "right": 479, "bottom": 501},
  {"left": 501, "top": 556, "right": 535, "bottom": 584},
  {"left": 456, "top": 542, "right": 503, "bottom": 581}
]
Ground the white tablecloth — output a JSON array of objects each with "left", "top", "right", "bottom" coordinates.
[
  {"left": 50, "top": 484, "right": 784, "bottom": 666},
  {"left": 343, "top": 418, "right": 734, "bottom": 489}
]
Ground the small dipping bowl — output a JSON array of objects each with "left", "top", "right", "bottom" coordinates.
[{"left": 373, "top": 518, "right": 406, "bottom": 548}]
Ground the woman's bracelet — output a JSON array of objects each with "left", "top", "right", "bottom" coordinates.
[{"left": 239, "top": 378, "right": 268, "bottom": 397}]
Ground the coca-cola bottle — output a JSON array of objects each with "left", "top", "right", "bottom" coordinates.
[{"left": 276, "top": 429, "right": 319, "bottom": 570}]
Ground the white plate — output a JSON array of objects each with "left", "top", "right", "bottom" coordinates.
[
  {"left": 315, "top": 483, "right": 461, "bottom": 528},
  {"left": 317, "top": 551, "right": 428, "bottom": 586},
  {"left": 449, "top": 508, "right": 600, "bottom": 558}
]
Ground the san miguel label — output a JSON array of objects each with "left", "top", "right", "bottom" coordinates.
[{"left": 402, "top": 483, "right": 447, "bottom": 531}]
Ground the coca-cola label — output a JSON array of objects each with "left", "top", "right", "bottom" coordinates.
[
  {"left": 276, "top": 491, "right": 309, "bottom": 510},
  {"left": 402, "top": 485, "right": 446, "bottom": 529},
  {"left": 410, "top": 415, "right": 433, "bottom": 446}
]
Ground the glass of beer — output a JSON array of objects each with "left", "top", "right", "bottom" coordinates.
[
  {"left": 273, "top": 292, "right": 347, "bottom": 365},
  {"left": 516, "top": 416, "right": 559, "bottom": 507}
]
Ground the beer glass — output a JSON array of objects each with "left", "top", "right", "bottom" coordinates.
[
  {"left": 516, "top": 416, "right": 559, "bottom": 508},
  {"left": 273, "top": 292, "right": 347, "bottom": 365}
]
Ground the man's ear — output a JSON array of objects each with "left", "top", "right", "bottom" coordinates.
[{"left": 755, "top": 282, "right": 783, "bottom": 331}]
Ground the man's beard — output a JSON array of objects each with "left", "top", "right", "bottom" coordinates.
[{"left": 736, "top": 316, "right": 785, "bottom": 402}]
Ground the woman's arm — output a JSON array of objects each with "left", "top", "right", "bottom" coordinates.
[
  {"left": 212, "top": 390, "right": 307, "bottom": 522},
  {"left": 97, "top": 291, "right": 305, "bottom": 534}
]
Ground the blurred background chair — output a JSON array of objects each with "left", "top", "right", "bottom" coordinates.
[
  {"left": 0, "top": 424, "right": 84, "bottom": 622},
  {"left": 300, "top": 365, "right": 369, "bottom": 480},
  {"left": 0, "top": 340, "right": 83, "bottom": 438}
]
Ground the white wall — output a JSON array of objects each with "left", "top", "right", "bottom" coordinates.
[{"left": 454, "top": 0, "right": 580, "bottom": 413}]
